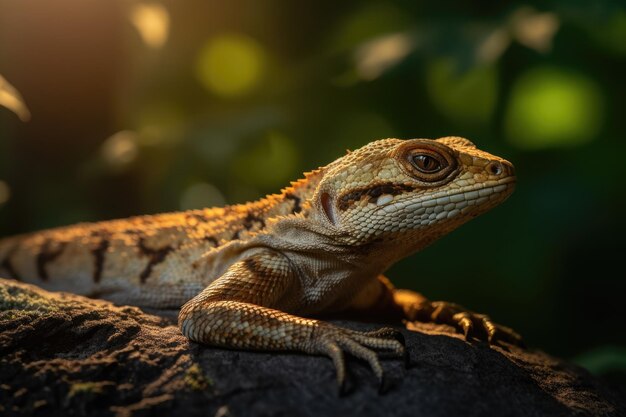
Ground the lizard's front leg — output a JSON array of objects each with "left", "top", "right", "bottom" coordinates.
[
  {"left": 178, "top": 250, "right": 405, "bottom": 392},
  {"left": 351, "top": 276, "right": 523, "bottom": 346}
]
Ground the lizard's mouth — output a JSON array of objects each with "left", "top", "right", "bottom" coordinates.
[{"left": 374, "top": 176, "right": 516, "bottom": 216}]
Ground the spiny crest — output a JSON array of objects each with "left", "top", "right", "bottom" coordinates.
[{"left": 284, "top": 167, "right": 325, "bottom": 193}]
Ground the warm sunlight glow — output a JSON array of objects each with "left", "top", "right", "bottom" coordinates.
[{"left": 130, "top": 3, "right": 170, "bottom": 49}]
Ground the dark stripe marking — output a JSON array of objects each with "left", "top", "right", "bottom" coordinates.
[
  {"left": 91, "top": 237, "right": 110, "bottom": 283},
  {"left": 285, "top": 193, "right": 302, "bottom": 214},
  {"left": 137, "top": 238, "right": 173, "bottom": 283},
  {"left": 36, "top": 240, "right": 67, "bottom": 281},
  {"left": 1, "top": 244, "right": 22, "bottom": 281},
  {"left": 204, "top": 236, "right": 219, "bottom": 246},
  {"left": 337, "top": 183, "right": 416, "bottom": 211}
]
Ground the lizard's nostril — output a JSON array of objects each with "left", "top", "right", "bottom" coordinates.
[{"left": 487, "top": 161, "right": 503, "bottom": 176}]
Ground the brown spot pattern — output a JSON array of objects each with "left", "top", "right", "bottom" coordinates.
[
  {"left": 229, "top": 212, "right": 267, "bottom": 241},
  {"left": 243, "top": 213, "right": 265, "bottom": 231}
]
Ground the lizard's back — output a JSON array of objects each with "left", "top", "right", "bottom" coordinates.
[{"left": 0, "top": 173, "right": 319, "bottom": 307}]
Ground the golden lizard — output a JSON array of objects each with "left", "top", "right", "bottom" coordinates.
[{"left": 0, "top": 136, "right": 521, "bottom": 392}]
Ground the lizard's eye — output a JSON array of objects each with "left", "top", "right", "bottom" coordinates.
[
  {"left": 411, "top": 153, "right": 445, "bottom": 173},
  {"left": 396, "top": 141, "right": 458, "bottom": 184}
]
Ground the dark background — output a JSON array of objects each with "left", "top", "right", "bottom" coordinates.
[{"left": 1, "top": 0, "right": 624, "bottom": 384}]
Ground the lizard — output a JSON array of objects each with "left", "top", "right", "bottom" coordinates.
[{"left": 0, "top": 136, "right": 521, "bottom": 392}]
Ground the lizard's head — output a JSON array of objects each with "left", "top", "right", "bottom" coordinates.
[{"left": 311, "top": 137, "right": 515, "bottom": 256}]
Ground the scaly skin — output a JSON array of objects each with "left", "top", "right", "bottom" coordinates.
[{"left": 0, "top": 137, "right": 521, "bottom": 391}]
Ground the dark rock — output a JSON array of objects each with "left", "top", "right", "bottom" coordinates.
[{"left": 0, "top": 278, "right": 624, "bottom": 417}]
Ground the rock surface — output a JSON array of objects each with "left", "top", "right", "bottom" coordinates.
[{"left": 0, "top": 278, "right": 624, "bottom": 417}]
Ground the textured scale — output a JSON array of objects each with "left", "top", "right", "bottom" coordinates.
[{"left": 0, "top": 137, "right": 522, "bottom": 391}]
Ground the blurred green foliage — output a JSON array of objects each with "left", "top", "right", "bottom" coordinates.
[
  {"left": 0, "top": 0, "right": 624, "bottom": 383},
  {"left": 505, "top": 67, "right": 604, "bottom": 148}
]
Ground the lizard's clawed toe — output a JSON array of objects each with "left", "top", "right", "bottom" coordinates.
[
  {"left": 416, "top": 301, "right": 525, "bottom": 347},
  {"left": 490, "top": 323, "right": 524, "bottom": 347},
  {"left": 473, "top": 315, "right": 524, "bottom": 347},
  {"left": 452, "top": 312, "right": 474, "bottom": 340},
  {"left": 315, "top": 325, "right": 406, "bottom": 394}
]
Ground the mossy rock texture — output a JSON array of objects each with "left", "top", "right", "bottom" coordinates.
[{"left": 0, "top": 278, "right": 624, "bottom": 417}]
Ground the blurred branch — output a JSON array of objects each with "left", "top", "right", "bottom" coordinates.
[
  {"left": 0, "top": 74, "right": 31, "bottom": 122},
  {"left": 353, "top": 31, "right": 417, "bottom": 81}
]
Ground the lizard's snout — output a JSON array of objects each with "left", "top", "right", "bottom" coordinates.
[{"left": 486, "top": 160, "right": 515, "bottom": 179}]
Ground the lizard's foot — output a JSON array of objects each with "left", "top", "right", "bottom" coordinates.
[
  {"left": 406, "top": 300, "right": 523, "bottom": 346},
  {"left": 309, "top": 324, "right": 406, "bottom": 394}
]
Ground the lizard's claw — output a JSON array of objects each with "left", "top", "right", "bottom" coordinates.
[
  {"left": 310, "top": 324, "right": 406, "bottom": 395},
  {"left": 452, "top": 311, "right": 474, "bottom": 339},
  {"left": 423, "top": 301, "right": 524, "bottom": 347}
]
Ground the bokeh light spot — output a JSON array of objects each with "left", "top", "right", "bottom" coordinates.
[
  {"left": 196, "top": 34, "right": 266, "bottom": 98},
  {"left": 233, "top": 131, "right": 298, "bottom": 188},
  {"left": 0, "top": 180, "right": 11, "bottom": 205},
  {"left": 180, "top": 182, "right": 226, "bottom": 210},
  {"left": 130, "top": 3, "right": 170, "bottom": 49},
  {"left": 505, "top": 67, "right": 604, "bottom": 149},
  {"left": 100, "top": 131, "right": 139, "bottom": 171},
  {"left": 426, "top": 59, "right": 498, "bottom": 126}
]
